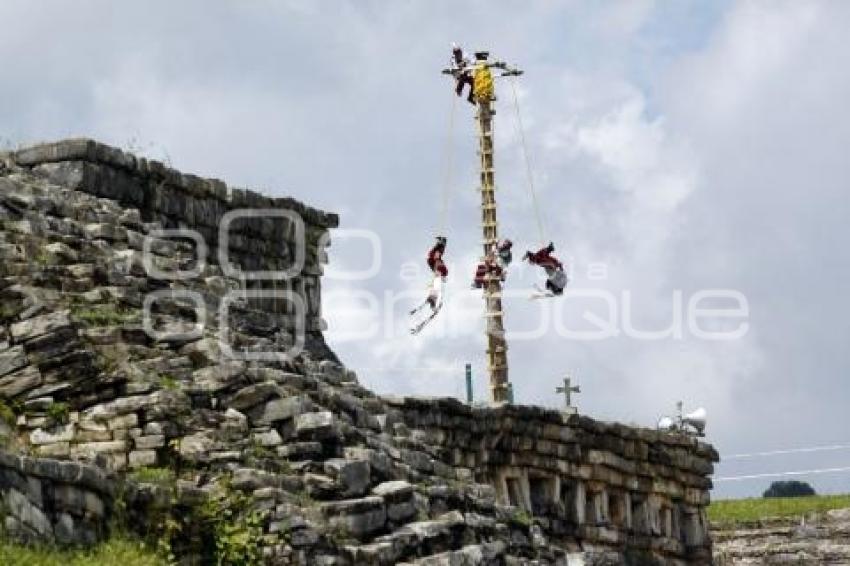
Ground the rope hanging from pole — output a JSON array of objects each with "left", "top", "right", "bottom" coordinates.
[
  {"left": 438, "top": 91, "right": 458, "bottom": 236},
  {"left": 508, "top": 76, "right": 546, "bottom": 244}
]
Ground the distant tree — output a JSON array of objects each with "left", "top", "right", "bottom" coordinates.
[{"left": 762, "top": 480, "right": 816, "bottom": 498}]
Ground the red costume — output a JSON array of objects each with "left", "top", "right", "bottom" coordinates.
[
  {"left": 427, "top": 240, "right": 448, "bottom": 278},
  {"left": 525, "top": 243, "right": 567, "bottom": 295},
  {"left": 472, "top": 257, "right": 504, "bottom": 288},
  {"left": 525, "top": 243, "right": 562, "bottom": 270}
]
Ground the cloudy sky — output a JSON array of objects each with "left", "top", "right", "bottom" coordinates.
[{"left": 2, "top": 1, "right": 849, "bottom": 499}]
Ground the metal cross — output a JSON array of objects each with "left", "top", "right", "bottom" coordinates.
[{"left": 556, "top": 376, "right": 581, "bottom": 409}]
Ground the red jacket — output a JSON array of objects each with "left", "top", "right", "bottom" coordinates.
[
  {"left": 427, "top": 245, "right": 448, "bottom": 277},
  {"left": 527, "top": 247, "right": 562, "bottom": 270},
  {"left": 473, "top": 261, "right": 503, "bottom": 287}
]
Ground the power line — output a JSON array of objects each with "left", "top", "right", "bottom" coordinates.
[
  {"left": 715, "top": 465, "right": 850, "bottom": 482},
  {"left": 723, "top": 443, "right": 850, "bottom": 460},
  {"left": 356, "top": 367, "right": 467, "bottom": 374}
]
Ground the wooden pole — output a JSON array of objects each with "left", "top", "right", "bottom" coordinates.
[{"left": 476, "top": 99, "right": 510, "bottom": 404}]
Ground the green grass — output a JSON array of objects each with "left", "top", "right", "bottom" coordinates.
[
  {"left": 0, "top": 536, "right": 165, "bottom": 566},
  {"left": 709, "top": 494, "right": 850, "bottom": 526}
]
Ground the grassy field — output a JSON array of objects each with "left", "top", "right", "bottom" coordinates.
[
  {"left": 0, "top": 536, "right": 164, "bottom": 566},
  {"left": 709, "top": 494, "right": 850, "bottom": 526}
]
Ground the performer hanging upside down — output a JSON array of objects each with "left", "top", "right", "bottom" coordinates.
[
  {"left": 524, "top": 242, "right": 568, "bottom": 295},
  {"left": 410, "top": 237, "right": 449, "bottom": 333},
  {"left": 422, "top": 235, "right": 448, "bottom": 309},
  {"left": 472, "top": 251, "right": 505, "bottom": 289},
  {"left": 427, "top": 236, "right": 448, "bottom": 279}
]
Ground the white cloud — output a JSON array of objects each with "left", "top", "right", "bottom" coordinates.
[{"left": 4, "top": 0, "right": 850, "bottom": 498}]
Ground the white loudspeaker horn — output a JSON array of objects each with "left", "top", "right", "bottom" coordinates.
[{"left": 683, "top": 407, "right": 707, "bottom": 434}]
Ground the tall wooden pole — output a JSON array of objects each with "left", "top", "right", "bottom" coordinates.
[
  {"left": 443, "top": 51, "right": 521, "bottom": 405},
  {"left": 476, "top": 99, "right": 510, "bottom": 404}
]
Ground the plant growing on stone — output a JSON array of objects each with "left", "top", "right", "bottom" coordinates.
[
  {"left": 324, "top": 521, "right": 357, "bottom": 547},
  {"left": 129, "top": 467, "right": 177, "bottom": 487},
  {"left": 0, "top": 401, "right": 17, "bottom": 428},
  {"left": 33, "top": 249, "right": 52, "bottom": 266},
  {"left": 71, "top": 303, "right": 140, "bottom": 327},
  {"left": 510, "top": 508, "right": 533, "bottom": 528},
  {"left": 158, "top": 374, "right": 179, "bottom": 391},
  {"left": 199, "top": 488, "right": 266, "bottom": 566},
  {"left": 45, "top": 402, "right": 69, "bottom": 427},
  {"left": 156, "top": 514, "right": 181, "bottom": 565},
  {"left": 244, "top": 439, "right": 275, "bottom": 466}
]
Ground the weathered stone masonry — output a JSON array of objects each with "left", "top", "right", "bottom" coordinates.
[
  {"left": 9, "top": 138, "right": 339, "bottom": 337},
  {"left": 0, "top": 139, "right": 720, "bottom": 564},
  {"left": 390, "top": 397, "right": 719, "bottom": 564},
  {"left": 0, "top": 450, "right": 114, "bottom": 545}
]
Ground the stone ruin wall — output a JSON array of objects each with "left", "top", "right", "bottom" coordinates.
[
  {"left": 0, "top": 451, "right": 115, "bottom": 546},
  {"left": 7, "top": 138, "right": 338, "bottom": 339},
  {"left": 391, "top": 397, "right": 718, "bottom": 564},
  {"left": 0, "top": 140, "right": 719, "bottom": 563}
]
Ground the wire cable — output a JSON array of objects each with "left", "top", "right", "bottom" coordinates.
[
  {"left": 438, "top": 91, "right": 458, "bottom": 236},
  {"left": 724, "top": 443, "right": 850, "bottom": 460},
  {"left": 508, "top": 76, "right": 546, "bottom": 244},
  {"left": 715, "top": 466, "right": 850, "bottom": 482}
]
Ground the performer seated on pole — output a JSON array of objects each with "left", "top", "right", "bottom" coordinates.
[
  {"left": 450, "top": 43, "right": 475, "bottom": 105},
  {"left": 496, "top": 239, "right": 513, "bottom": 268},
  {"left": 523, "top": 242, "right": 568, "bottom": 295},
  {"left": 471, "top": 251, "right": 505, "bottom": 290}
]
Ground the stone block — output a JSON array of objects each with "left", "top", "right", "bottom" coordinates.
[
  {"left": 324, "top": 458, "right": 371, "bottom": 498},
  {"left": 178, "top": 432, "right": 214, "bottom": 461},
  {"left": 225, "top": 381, "right": 281, "bottom": 412},
  {"left": 36, "top": 442, "right": 70, "bottom": 458},
  {"left": 134, "top": 435, "right": 165, "bottom": 450},
  {"left": 0, "top": 364, "right": 42, "bottom": 397},
  {"left": 70, "top": 440, "right": 127, "bottom": 459},
  {"left": 295, "top": 411, "right": 335, "bottom": 438},
  {"left": 30, "top": 423, "right": 75, "bottom": 445},
  {"left": 372, "top": 481, "right": 416, "bottom": 523},
  {"left": 84, "top": 223, "right": 126, "bottom": 242},
  {"left": 0, "top": 345, "right": 28, "bottom": 377},
  {"left": 5, "top": 488, "right": 52, "bottom": 538},
  {"left": 251, "top": 395, "right": 313, "bottom": 426},
  {"left": 231, "top": 467, "right": 282, "bottom": 491},
  {"left": 276, "top": 442, "right": 323, "bottom": 461},
  {"left": 107, "top": 413, "right": 138, "bottom": 430},
  {"left": 252, "top": 429, "right": 283, "bottom": 447},
  {"left": 10, "top": 311, "right": 72, "bottom": 343},
  {"left": 143, "top": 422, "right": 164, "bottom": 436},
  {"left": 321, "top": 496, "right": 386, "bottom": 538},
  {"left": 13, "top": 139, "right": 95, "bottom": 165},
  {"left": 129, "top": 450, "right": 157, "bottom": 468}
]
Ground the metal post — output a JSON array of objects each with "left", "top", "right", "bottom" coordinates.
[{"left": 465, "top": 363, "right": 473, "bottom": 404}]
